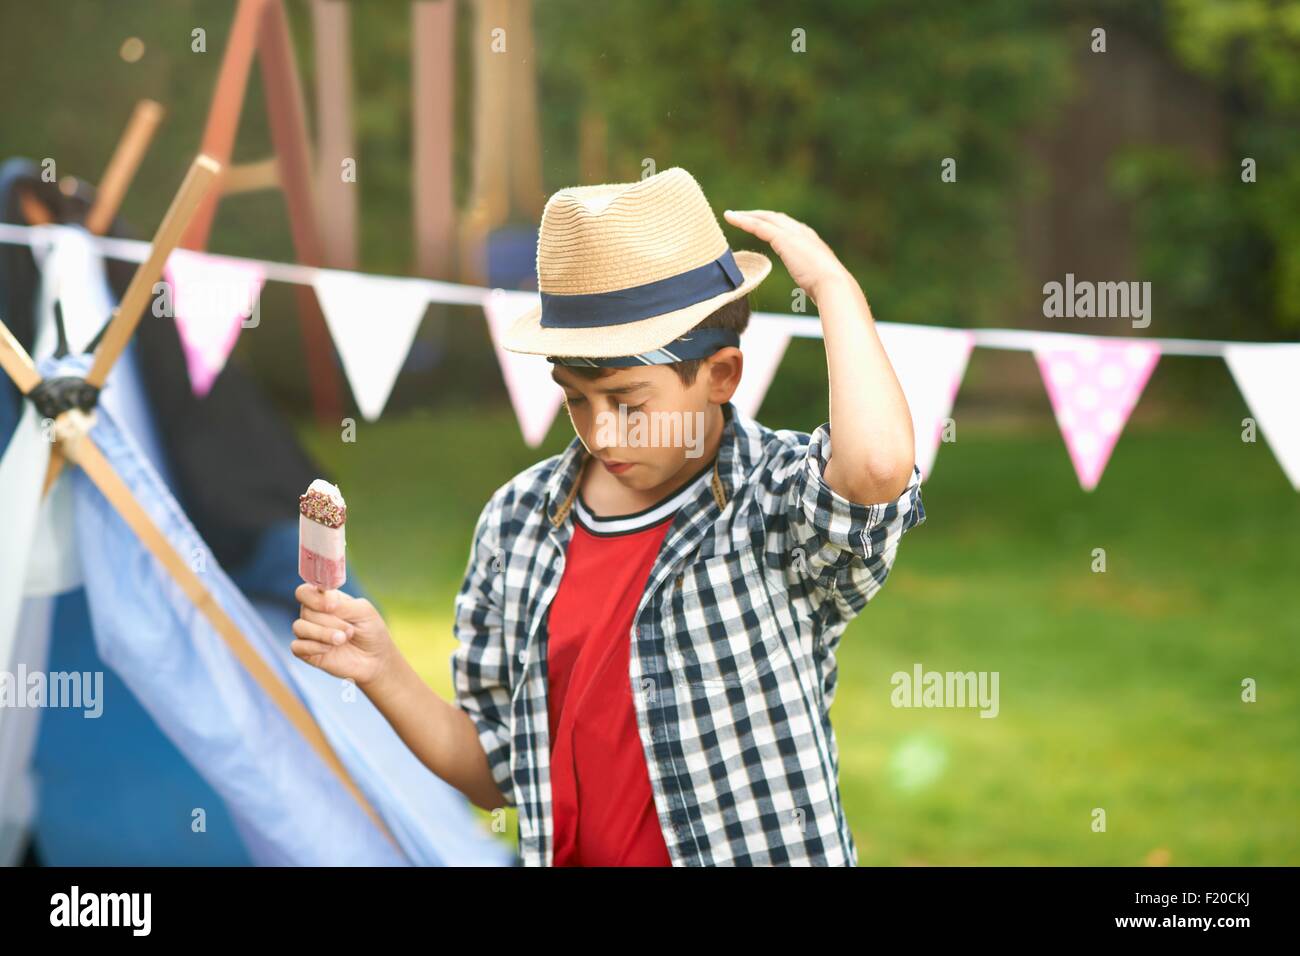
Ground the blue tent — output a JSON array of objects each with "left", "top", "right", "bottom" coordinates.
[{"left": 0, "top": 159, "right": 514, "bottom": 866}]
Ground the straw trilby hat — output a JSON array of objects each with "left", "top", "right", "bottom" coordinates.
[{"left": 500, "top": 166, "right": 771, "bottom": 359}]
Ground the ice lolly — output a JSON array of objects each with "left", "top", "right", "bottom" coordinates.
[{"left": 298, "top": 479, "right": 347, "bottom": 590}]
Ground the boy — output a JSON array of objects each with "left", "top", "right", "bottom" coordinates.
[{"left": 292, "top": 167, "right": 925, "bottom": 866}]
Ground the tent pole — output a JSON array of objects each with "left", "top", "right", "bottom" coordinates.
[
  {"left": 0, "top": 318, "right": 40, "bottom": 394},
  {"left": 69, "top": 436, "right": 402, "bottom": 852},
  {"left": 85, "top": 155, "right": 222, "bottom": 388},
  {"left": 0, "top": 310, "right": 403, "bottom": 857},
  {"left": 84, "top": 100, "right": 166, "bottom": 237},
  {"left": 38, "top": 155, "right": 222, "bottom": 496}
]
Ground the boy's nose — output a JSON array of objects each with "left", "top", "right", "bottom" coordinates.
[{"left": 579, "top": 422, "right": 609, "bottom": 457}]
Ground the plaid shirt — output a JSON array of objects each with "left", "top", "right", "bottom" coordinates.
[{"left": 451, "top": 402, "right": 925, "bottom": 865}]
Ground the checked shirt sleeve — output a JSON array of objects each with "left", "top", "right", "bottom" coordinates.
[
  {"left": 450, "top": 492, "right": 518, "bottom": 808},
  {"left": 779, "top": 421, "right": 925, "bottom": 622}
]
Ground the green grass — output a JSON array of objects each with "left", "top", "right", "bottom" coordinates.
[{"left": 301, "top": 407, "right": 1300, "bottom": 865}]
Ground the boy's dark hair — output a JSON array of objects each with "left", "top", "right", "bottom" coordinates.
[{"left": 557, "top": 293, "right": 751, "bottom": 387}]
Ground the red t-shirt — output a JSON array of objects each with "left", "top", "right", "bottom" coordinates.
[{"left": 546, "top": 464, "right": 713, "bottom": 866}]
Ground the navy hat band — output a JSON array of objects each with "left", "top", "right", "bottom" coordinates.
[
  {"left": 550, "top": 328, "right": 740, "bottom": 368},
  {"left": 538, "top": 248, "right": 744, "bottom": 330}
]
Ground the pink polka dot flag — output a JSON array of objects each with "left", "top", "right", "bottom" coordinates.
[{"left": 1034, "top": 337, "right": 1161, "bottom": 491}]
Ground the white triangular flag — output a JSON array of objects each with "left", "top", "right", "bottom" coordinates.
[
  {"left": 313, "top": 270, "right": 429, "bottom": 421},
  {"left": 875, "top": 323, "right": 975, "bottom": 479},
  {"left": 731, "top": 321, "right": 790, "bottom": 419},
  {"left": 483, "top": 289, "right": 563, "bottom": 447},
  {"left": 1224, "top": 343, "right": 1300, "bottom": 490}
]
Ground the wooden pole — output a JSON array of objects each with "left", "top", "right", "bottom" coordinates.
[
  {"left": 258, "top": 0, "right": 342, "bottom": 426},
  {"left": 70, "top": 435, "right": 400, "bottom": 852},
  {"left": 462, "top": 0, "right": 512, "bottom": 285},
  {"left": 507, "top": 0, "right": 544, "bottom": 221},
  {"left": 182, "top": 0, "right": 342, "bottom": 426},
  {"left": 182, "top": 0, "right": 267, "bottom": 252},
  {"left": 0, "top": 318, "right": 41, "bottom": 394},
  {"left": 181, "top": 0, "right": 267, "bottom": 252},
  {"left": 85, "top": 100, "right": 166, "bottom": 236},
  {"left": 222, "top": 157, "right": 280, "bottom": 194},
  {"left": 412, "top": 0, "right": 457, "bottom": 279},
  {"left": 41, "top": 155, "right": 221, "bottom": 495},
  {"left": 0, "top": 314, "right": 402, "bottom": 856},
  {"left": 87, "top": 155, "right": 223, "bottom": 388},
  {"left": 311, "top": 0, "right": 358, "bottom": 270}
]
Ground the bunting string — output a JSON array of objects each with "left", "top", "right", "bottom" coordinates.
[
  {"left": 1, "top": 222, "right": 1296, "bottom": 491},
  {"left": 0, "top": 222, "right": 1263, "bottom": 356}
]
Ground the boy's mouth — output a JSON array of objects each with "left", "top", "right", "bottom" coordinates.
[{"left": 600, "top": 459, "right": 634, "bottom": 475}]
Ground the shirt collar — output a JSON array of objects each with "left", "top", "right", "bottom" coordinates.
[{"left": 543, "top": 400, "right": 764, "bottom": 528}]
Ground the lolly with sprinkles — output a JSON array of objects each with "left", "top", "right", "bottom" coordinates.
[{"left": 298, "top": 479, "right": 347, "bottom": 589}]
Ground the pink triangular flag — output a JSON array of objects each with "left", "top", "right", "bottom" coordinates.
[
  {"left": 164, "top": 249, "right": 266, "bottom": 397},
  {"left": 1224, "top": 343, "right": 1300, "bottom": 490},
  {"left": 876, "top": 323, "right": 975, "bottom": 480},
  {"left": 731, "top": 321, "right": 790, "bottom": 418},
  {"left": 1034, "top": 336, "right": 1160, "bottom": 491},
  {"left": 483, "top": 289, "right": 563, "bottom": 447}
]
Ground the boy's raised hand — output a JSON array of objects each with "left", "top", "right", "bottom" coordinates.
[
  {"left": 723, "top": 208, "right": 850, "bottom": 303},
  {"left": 292, "top": 584, "right": 395, "bottom": 688},
  {"left": 729, "top": 208, "right": 915, "bottom": 505}
]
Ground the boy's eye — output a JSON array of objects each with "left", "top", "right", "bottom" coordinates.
[{"left": 565, "top": 394, "right": 586, "bottom": 406}]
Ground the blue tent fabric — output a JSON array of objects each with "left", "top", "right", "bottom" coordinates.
[
  {"left": 48, "top": 354, "right": 514, "bottom": 866},
  {"left": 33, "top": 589, "right": 254, "bottom": 865},
  {"left": 0, "top": 162, "right": 511, "bottom": 865},
  {"left": 25, "top": 344, "right": 282, "bottom": 865},
  {"left": 0, "top": 203, "right": 259, "bottom": 862}
]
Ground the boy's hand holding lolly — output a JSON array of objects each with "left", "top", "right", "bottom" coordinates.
[
  {"left": 291, "top": 581, "right": 394, "bottom": 689},
  {"left": 290, "top": 478, "right": 508, "bottom": 811},
  {"left": 293, "top": 479, "right": 393, "bottom": 687}
]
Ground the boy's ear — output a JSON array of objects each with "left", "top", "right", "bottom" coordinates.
[{"left": 704, "top": 347, "right": 743, "bottom": 404}]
